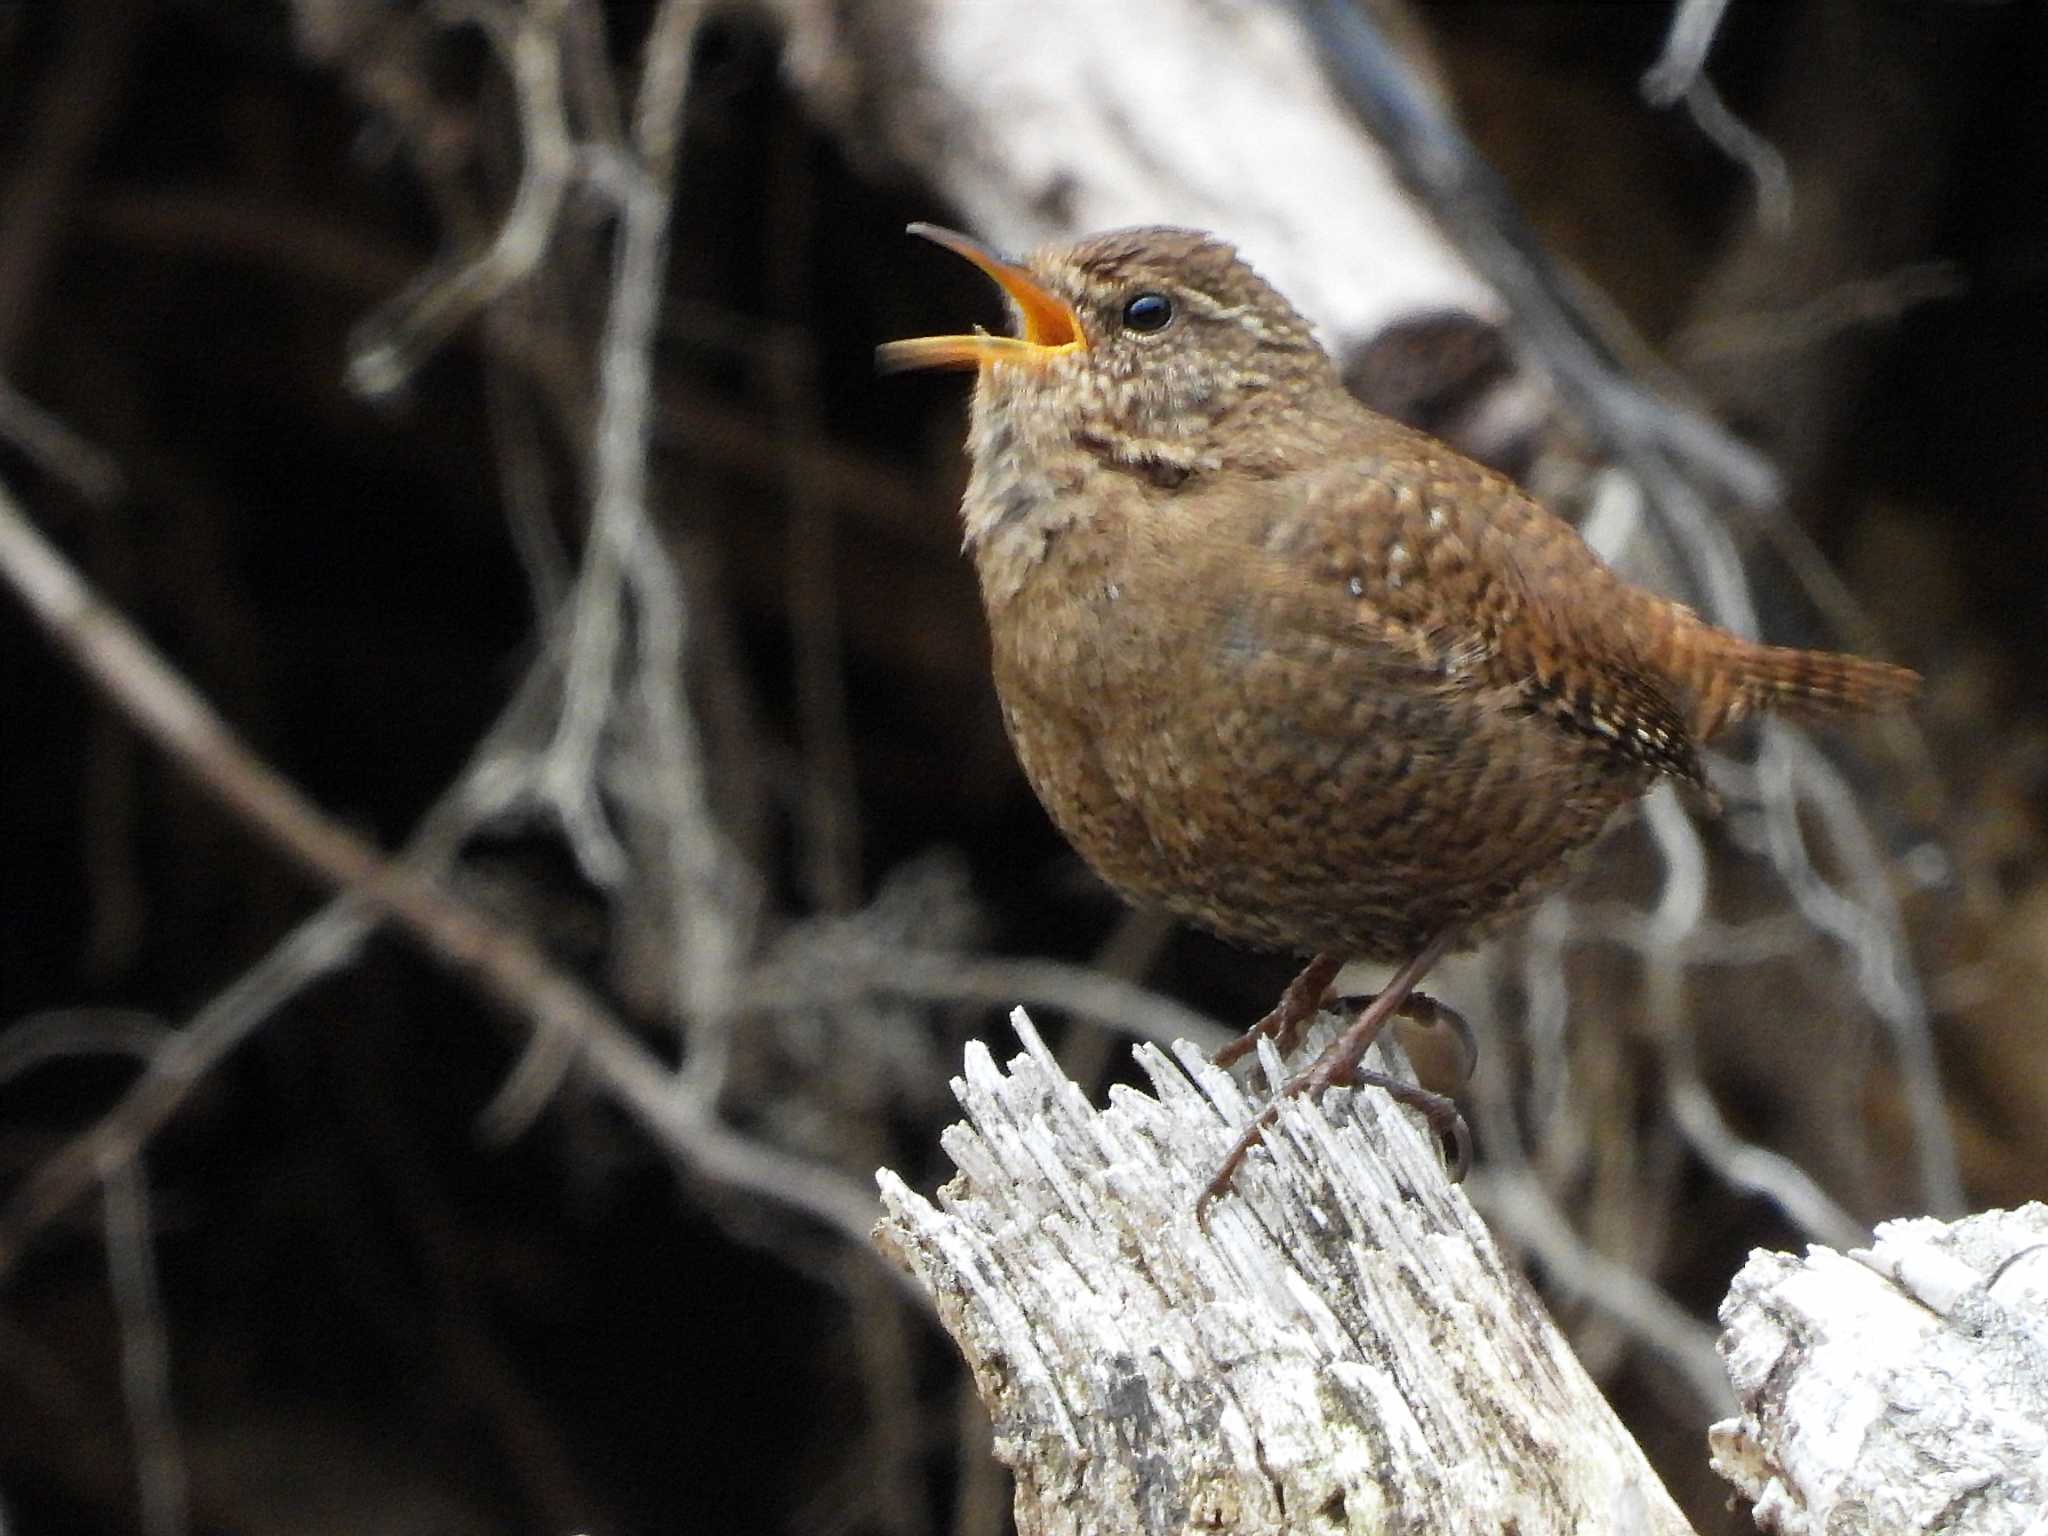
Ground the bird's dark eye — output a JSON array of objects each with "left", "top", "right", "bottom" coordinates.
[{"left": 1121, "top": 292, "right": 1174, "bottom": 333}]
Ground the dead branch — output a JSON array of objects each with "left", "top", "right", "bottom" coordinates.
[
  {"left": 0, "top": 376, "right": 122, "bottom": 504},
  {"left": 878, "top": 1010, "right": 1698, "bottom": 1536},
  {"left": 343, "top": 0, "right": 582, "bottom": 401},
  {"left": 0, "top": 0, "right": 140, "bottom": 366},
  {"left": 1640, "top": 0, "right": 1789, "bottom": 233},
  {"left": 1712, "top": 1205, "right": 2048, "bottom": 1534},
  {"left": 103, "top": 1163, "right": 184, "bottom": 1536},
  {"left": 0, "top": 475, "right": 883, "bottom": 1269}
]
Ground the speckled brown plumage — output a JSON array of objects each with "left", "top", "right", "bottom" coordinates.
[{"left": 882, "top": 223, "right": 1918, "bottom": 1199}]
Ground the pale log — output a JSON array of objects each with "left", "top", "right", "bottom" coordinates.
[
  {"left": 874, "top": 1008, "right": 1695, "bottom": 1535},
  {"left": 1712, "top": 1204, "right": 2048, "bottom": 1536}
]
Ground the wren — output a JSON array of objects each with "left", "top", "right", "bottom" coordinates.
[{"left": 880, "top": 223, "right": 1918, "bottom": 1204}]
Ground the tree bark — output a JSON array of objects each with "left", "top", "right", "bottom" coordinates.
[
  {"left": 874, "top": 1008, "right": 1695, "bottom": 1535},
  {"left": 1712, "top": 1204, "right": 2048, "bottom": 1535}
]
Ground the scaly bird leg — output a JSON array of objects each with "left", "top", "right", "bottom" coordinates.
[
  {"left": 1199, "top": 930, "right": 1462, "bottom": 1214},
  {"left": 1210, "top": 951, "right": 1344, "bottom": 1070}
]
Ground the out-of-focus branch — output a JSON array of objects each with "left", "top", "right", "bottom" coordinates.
[
  {"left": 332, "top": 0, "right": 764, "bottom": 1136},
  {"left": 0, "top": 1013, "right": 186, "bottom": 1536},
  {"left": 1640, "top": 0, "right": 1732, "bottom": 105},
  {"left": 1675, "top": 0, "right": 1975, "bottom": 489},
  {"left": 0, "top": 0, "right": 141, "bottom": 367},
  {"left": 1461, "top": 939, "right": 1731, "bottom": 1417},
  {"left": 1641, "top": 0, "right": 1790, "bottom": 232},
  {"left": 1741, "top": 725, "right": 1960, "bottom": 1210},
  {"left": 83, "top": 186, "right": 931, "bottom": 540},
  {"left": 104, "top": 1164, "right": 185, "bottom": 1536},
  {"left": 0, "top": 377, "right": 123, "bottom": 505},
  {"left": 0, "top": 476, "right": 882, "bottom": 1271},
  {"left": 578, "top": 0, "right": 754, "bottom": 1042},
  {"left": 767, "top": 0, "right": 1500, "bottom": 357},
  {"left": 344, "top": 0, "right": 580, "bottom": 399},
  {"left": 1673, "top": 78, "right": 1792, "bottom": 234}
]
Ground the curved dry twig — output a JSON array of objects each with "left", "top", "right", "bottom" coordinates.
[
  {"left": 344, "top": 0, "right": 581, "bottom": 399},
  {"left": 1640, "top": 0, "right": 1733, "bottom": 106},
  {"left": 0, "top": 377, "right": 122, "bottom": 505},
  {"left": 1641, "top": 0, "right": 1791, "bottom": 232},
  {"left": 0, "top": 474, "right": 883, "bottom": 1273},
  {"left": 103, "top": 1164, "right": 186, "bottom": 1536}
]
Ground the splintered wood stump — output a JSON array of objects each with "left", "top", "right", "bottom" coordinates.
[
  {"left": 874, "top": 1008, "right": 1695, "bottom": 1535},
  {"left": 1712, "top": 1204, "right": 2048, "bottom": 1535}
]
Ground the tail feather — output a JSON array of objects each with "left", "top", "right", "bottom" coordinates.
[{"left": 1693, "top": 634, "right": 1919, "bottom": 740}]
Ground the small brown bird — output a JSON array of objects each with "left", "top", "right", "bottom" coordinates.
[{"left": 880, "top": 223, "right": 1917, "bottom": 1203}]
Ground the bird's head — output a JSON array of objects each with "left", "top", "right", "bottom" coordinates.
[{"left": 880, "top": 223, "right": 1342, "bottom": 482}]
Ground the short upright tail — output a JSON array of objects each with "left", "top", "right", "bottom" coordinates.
[{"left": 1687, "top": 632, "right": 1919, "bottom": 740}]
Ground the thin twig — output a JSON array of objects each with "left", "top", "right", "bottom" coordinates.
[
  {"left": 345, "top": 0, "right": 580, "bottom": 399},
  {"left": 765, "top": 116, "right": 862, "bottom": 916},
  {"left": 0, "top": 476, "right": 883, "bottom": 1271},
  {"left": 484, "top": 363, "right": 574, "bottom": 619},
  {"left": 1675, "top": 261, "right": 1967, "bottom": 362},
  {"left": 600, "top": 0, "right": 758, "bottom": 1081},
  {"left": 1662, "top": 1057, "right": 1867, "bottom": 1250},
  {"left": 1629, "top": 794, "right": 1872, "bottom": 1248},
  {"left": 0, "top": 1008, "right": 169, "bottom": 1081},
  {"left": 86, "top": 182, "right": 927, "bottom": 535},
  {"left": 0, "top": 377, "right": 123, "bottom": 505},
  {"left": 1741, "top": 724, "right": 1962, "bottom": 1212},
  {"left": 558, "top": 0, "right": 626, "bottom": 155},
  {"left": 1678, "top": 77, "right": 1793, "bottom": 234},
  {"left": 103, "top": 1164, "right": 186, "bottom": 1536},
  {"left": 0, "top": 0, "right": 141, "bottom": 366},
  {"left": 1645, "top": 0, "right": 1801, "bottom": 236},
  {"left": 1641, "top": 0, "right": 1733, "bottom": 106}
]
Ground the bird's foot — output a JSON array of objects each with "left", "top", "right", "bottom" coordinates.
[
  {"left": 1197, "top": 1010, "right": 1472, "bottom": 1216},
  {"left": 1199, "top": 934, "right": 1468, "bottom": 1215},
  {"left": 1340, "top": 1068, "right": 1471, "bottom": 1181},
  {"left": 1210, "top": 952, "right": 1342, "bottom": 1070}
]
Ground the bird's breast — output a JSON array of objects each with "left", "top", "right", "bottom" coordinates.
[{"left": 982, "top": 511, "right": 1652, "bottom": 958}]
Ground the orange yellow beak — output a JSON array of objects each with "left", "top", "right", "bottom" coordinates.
[{"left": 876, "top": 223, "right": 1085, "bottom": 373}]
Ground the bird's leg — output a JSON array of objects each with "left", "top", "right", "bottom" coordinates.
[
  {"left": 1308, "top": 991, "right": 1474, "bottom": 1172},
  {"left": 1199, "top": 931, "right": 1460, "bottom": 1214},
  {"left": 1211, "top": 952, "right": 1343, "bottom": 1069}
]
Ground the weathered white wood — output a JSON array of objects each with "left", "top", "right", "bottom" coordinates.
[
  {"left": 1711, "top": 1205, "right": 2048, "bottom": 1536},
  {"left": 874, "top": 1008, "right": 1694, "bottom": 1535},
  {"left": 772, "top": 0, "right": 1500, "bottom": 362}
]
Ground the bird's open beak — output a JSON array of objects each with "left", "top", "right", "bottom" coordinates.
[{"left": 876, "top": 223, "right": 1086, "bottom": 373}]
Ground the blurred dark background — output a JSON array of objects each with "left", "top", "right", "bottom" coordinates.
[{"left": 2, "top": 1, "right": 2045, "bottom": 1531}]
